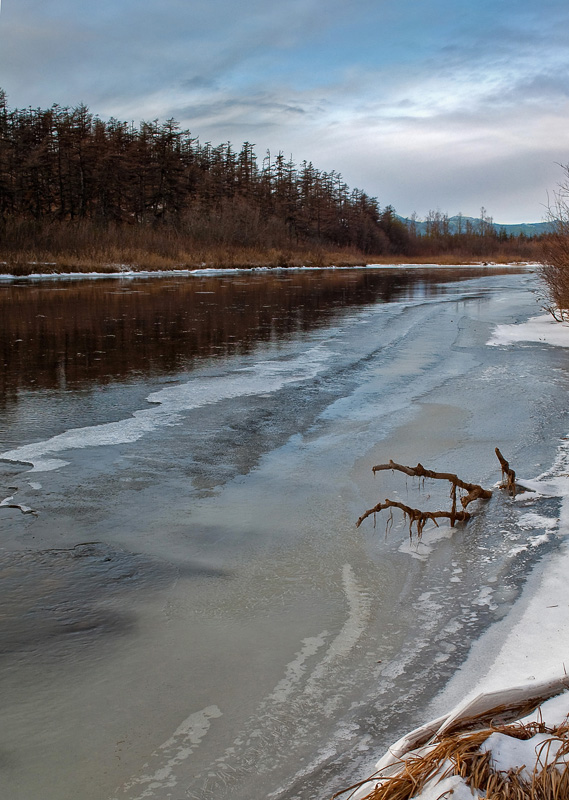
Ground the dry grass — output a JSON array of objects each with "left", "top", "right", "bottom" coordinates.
[
  {"left": 368, "top": 253, "right": 536, "bottom": 266},
  {"left": 2, "top": 250, "right": 531, "bottom": 276},
  {"left": 538, "top": 165, "right": 569, "bottom": 314},
  {"left": 0, "top": 245, "right": 378, "bottom": 275},
  {"left": 0, "top": 218, "right": 384, "bottom": 274},
  {"left": 0, "top": 217, "right": 540, "bottom": 275},
  {"left": 539, "top": 230, "right": 569, "bottom": 317},
  {"left": 334, "top": 710, "right": 569, "bottom": 800}
]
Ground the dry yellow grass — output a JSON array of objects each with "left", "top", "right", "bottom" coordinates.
[
  {"left": 0, "top": 245, "right": 379, "bottom": 275},
  {"left": 1, "top": 249, "right": 534, "bottom": 276},
  {"left": 333, "top": 712, "right": 569, "bottom": 800},
  {"left": 0, "top": 217, "right": 537, "bottom": 276}
]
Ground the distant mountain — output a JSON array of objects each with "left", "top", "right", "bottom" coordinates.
[
  {"left": 397, "top": 215, "right": 554, "bottom": 237},
  {"left": 490, "top": 220, "right": 554, "bottom": 236}
]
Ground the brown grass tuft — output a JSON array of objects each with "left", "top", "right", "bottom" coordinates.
[{"left": 335, "top": 715, "right": 569, "bottom": 800}]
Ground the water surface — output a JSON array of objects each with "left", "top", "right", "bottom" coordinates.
[{"left": 1, "top": 265, "right": 566, "bottom": 800}]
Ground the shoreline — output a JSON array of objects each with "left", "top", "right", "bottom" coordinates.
[
  {"left": 349, "top": 312, "right": 569, "bottom": 800},
  {"left": 0, "top": 261, "right": 537, "bottom": 282}
]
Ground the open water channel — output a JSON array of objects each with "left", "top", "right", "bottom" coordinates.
[{"left": 1, "top": 265, "right": 568, "bottom": 800}]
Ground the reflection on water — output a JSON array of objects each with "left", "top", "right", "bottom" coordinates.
[
  {"left": 0, "top": 543, "right": 227, "bottom": 662},
  {"left": 0, "top": 267, "right": 522, "bottom": 400}
]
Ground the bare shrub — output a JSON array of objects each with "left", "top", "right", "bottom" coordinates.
[{"left": 540, "top": 164, "right": 569, "bottom": 317}]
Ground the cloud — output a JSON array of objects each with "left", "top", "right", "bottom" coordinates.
[
  {"left": 181, "top": 77, "right": 218, "bottom": 91},
  {"left": 0, "top": 0, "right": 568, "bottom": 221}
]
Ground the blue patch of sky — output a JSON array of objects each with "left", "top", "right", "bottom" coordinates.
[{"left": 215, "top": 0, "right": 517, "bottom": 96}]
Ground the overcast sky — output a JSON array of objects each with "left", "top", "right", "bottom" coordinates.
[{"left": 1, "top": 0, "right": 568, "bottom": 223}]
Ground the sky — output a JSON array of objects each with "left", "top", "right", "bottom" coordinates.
[{"left": 1, "top": 0, "right": 569, "bottom": 223}]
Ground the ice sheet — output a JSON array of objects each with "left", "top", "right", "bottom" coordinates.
[{"left": 0, "top": 345, "right": 333, "bottom": 472}]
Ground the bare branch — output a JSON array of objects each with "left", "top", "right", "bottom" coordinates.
[
  {"left": 358, "top": 458, "right": 493, "bottom": 539},
  {"left": 372, "top": 460, "right": 492, "bottom": 508},
  {"left": 356, "top": 499, "right": 470, "bottom": 538},
  {"left": 495, "top": 447, "right": 520, "bottom": 496},
  {"left": 358, "top": 452, "right": 522, "bottom": 541}
]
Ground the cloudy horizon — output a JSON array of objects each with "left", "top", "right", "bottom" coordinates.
[{"left": 1, "top": 0, "right": 568, "bottom": 224}]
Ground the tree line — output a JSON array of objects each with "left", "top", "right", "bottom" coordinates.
[
  {"left": 0, "top": 90, "right": 544, "bottom": 269},
  {"left": 0, "top": 90, "right": 401, "bottom": 255},
  {"left": 403, "top": 207, "right": 546, "bottom": 259}
]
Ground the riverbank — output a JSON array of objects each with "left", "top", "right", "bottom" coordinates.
[
  {"left": 0, "top": 251, "right": 536, "bottom": 277},
  {"left": 347, "top": 312, "right": 569, "bottom": 800},
  {"left": 0, "top": 246, "right": 371, "bottom": 276},
  {"left": 0, "top": 260, "right": 537, "bottom": 283}
]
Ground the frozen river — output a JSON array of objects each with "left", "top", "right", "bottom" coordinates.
[{"left": 1, "top": 265, "right": 567, "bottom": 800}]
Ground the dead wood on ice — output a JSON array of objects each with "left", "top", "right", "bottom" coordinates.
[
  {"left": 356, "top": 498, "right": 470, "bottom": 537},
  {"left": 495, "top": 447, "right": 521, "bottom": 495},
  {"left": 358, "top": 459, "right": 492, "bottom": 538},
  {"left": 373, "top": 460, "right": 491, "bottom": 516},
  {"left": 372, "top": 461, "right": 492, "bottom": 503},
  {"left": 357, "top": 450, "right": 520, "bottom": 539},
  {"left": 356, "top": 447, "right": 524, "bottom": 538}
]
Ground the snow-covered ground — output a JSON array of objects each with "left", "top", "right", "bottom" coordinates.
[{"left": 353, "top": 313, "right": 569, "bottom": 799}]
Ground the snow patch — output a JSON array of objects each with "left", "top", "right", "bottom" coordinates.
[
  {"left": 398, "top": 524, "right": 455, "bottom": 560},
  {"left": 481, "top": 731, "right": 565, "bottom": 779},
  {"left": 488, "top": 314, "right": 569, "bottom": 348}
]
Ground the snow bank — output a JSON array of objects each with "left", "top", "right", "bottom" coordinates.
[{"left": 488, "top": 313, "right": 569, "bottom": 349}]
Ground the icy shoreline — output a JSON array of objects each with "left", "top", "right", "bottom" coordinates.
[
  {"left": 441, "top": 314, "right": 569, "bottom": 695},
  {"left": 352, "top": 313, "right": 569, "bottom": 799},
  {"left": 0, "top": 261, "right": 535, "bottom": 282}
]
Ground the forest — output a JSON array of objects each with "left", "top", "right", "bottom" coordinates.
[{"left": 0, "top": 92, "right": 545, "bottom": 272}]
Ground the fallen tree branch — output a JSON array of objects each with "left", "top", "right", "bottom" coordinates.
[
  {"left": 356, "top": 499, "right": 470, "bottom": 538},
  {"left": 371, "top": 460, "right": 491, "bottom": 530},
  {"left": 495, "top": 447, "right": 519, "bottom": 495},
  {"left": 359, "top": 458, "right": 494, "bottom": 539},
  {"left": 358, "top": 451, "right": 520, "bottom": 540},
  {"left": 372, "top": 461, "right": 492, "bottom": 509}
]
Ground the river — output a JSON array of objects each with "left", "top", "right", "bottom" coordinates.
[{"left": 0, "top": 265, "right": 567, "bottom": 800}]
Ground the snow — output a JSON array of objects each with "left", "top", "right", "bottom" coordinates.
[
  {"left": 414, "top": 774, "right": 479, "bottom": 800},
  {"left": 352, "top": 312, "right": 569, "bottom": 800},
  {"left": 480, "top": 731, "right": 565, "bottom": 779},
  {"left": 398, "top": 524, "right": 455, "bottom": 560},
  {"left": 488, "top": 313, "right": 569, "bottom": 348},
  {"left": 0, "top": 262, "right": 530, "bottom": 282}
]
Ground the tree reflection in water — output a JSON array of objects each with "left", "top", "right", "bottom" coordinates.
[{"left": 0, "top": 266, "right": 524, "bottom": 402}]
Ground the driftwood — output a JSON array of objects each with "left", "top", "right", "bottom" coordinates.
[
  {"left": 357, "top": 451, "right": 517, "bottom": 539},
  {"left": 495, "top": 447, "right": 519, "bottom": 495},
  {"left": 356, "top": 499, "right": 470, "bottom": 537},
  {"left": 372, "top": 461, "right": 491, "bottom": 516}
]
